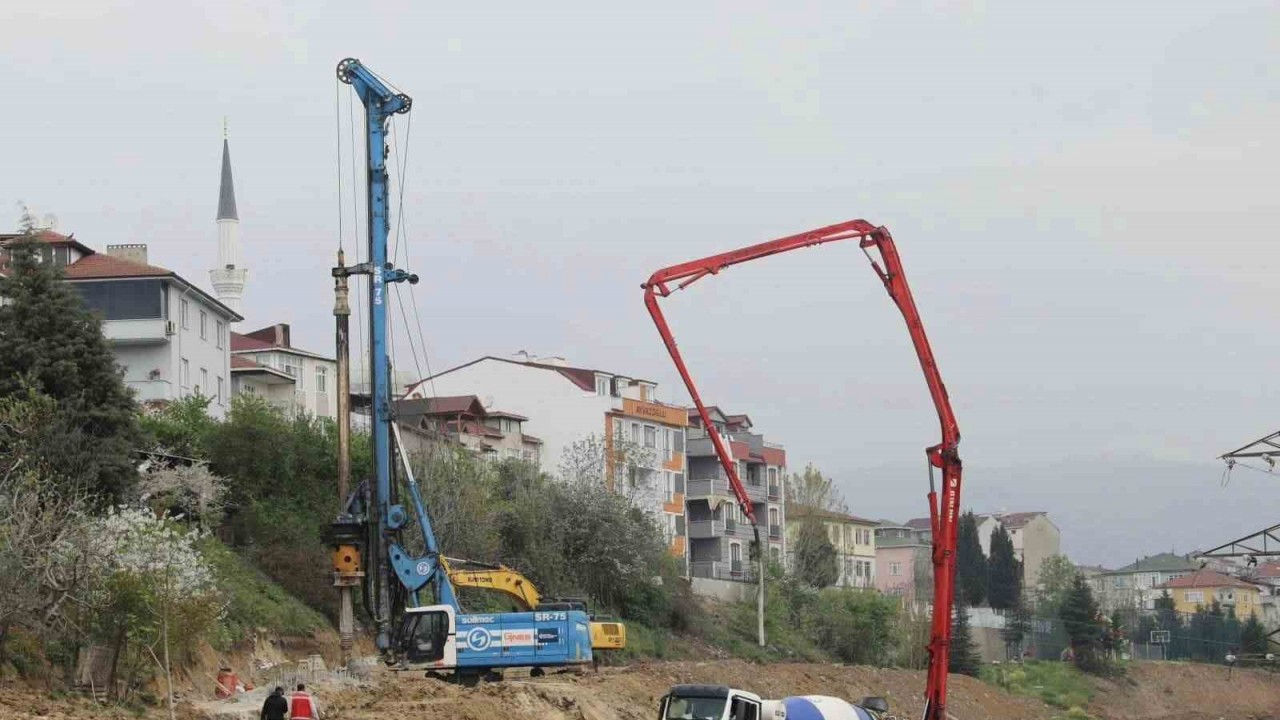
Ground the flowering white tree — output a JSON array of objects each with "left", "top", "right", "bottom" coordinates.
[{"left": 89, "top": 508, "right": 222, "bottom": 718}]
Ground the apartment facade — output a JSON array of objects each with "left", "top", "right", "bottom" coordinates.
[
  {"left": 1156, "top": 569, "right": 1263, "bottom": 618},
  {"left": 785, "top": 509, "right": 877, "bottom": 589},
  {"left": 875, "top": 520, "right": 933, "bottom": 603},
  {"left": 1, "top": 232, "right": 241, "bottom": 417},
  {"left": 395, "top": 395, "right": 543, "bottom": 465},
  {"left": 946, "top": 510, "right": 1062, "bottom": 590},
  {"left": 684, "top": 407, "right": 787, "bottom": 582},
  {"left": 230, "top": 323, "right": 337, "bottom": 419},
  {"left": 1090, "top": 553, "right": 1199, "bottom": 612},
  {"left": 403, "top": 353, "right": 690, "bottom": 564}
]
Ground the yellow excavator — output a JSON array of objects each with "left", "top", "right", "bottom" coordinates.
[{"left": 440, "top": 557, "right": 626, "bottom": 655}]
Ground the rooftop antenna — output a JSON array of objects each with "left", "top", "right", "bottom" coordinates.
[{"left": 223, "top": 116, "right": 229, "bottom": 140}]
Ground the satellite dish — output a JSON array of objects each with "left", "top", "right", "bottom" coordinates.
[{"left": 41, "top": 213, "right": 57, "bottom": 230}]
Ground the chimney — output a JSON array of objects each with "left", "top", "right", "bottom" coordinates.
[
  {"left": 245, "top": 323, "right": 291, "bottom": 348},
  {"left": 275, "top": 323, "right": 291, "bottom": 348},
  {"left": 106, "top": 244, "right": 148, "bottom": 265}
]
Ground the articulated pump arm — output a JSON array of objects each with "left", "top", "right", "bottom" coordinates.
[{"left": 642, "top": 220, "right": 962, "bottom": 720}]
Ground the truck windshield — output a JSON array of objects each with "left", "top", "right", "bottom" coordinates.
[{"left": 664, "top": 697, "right": 726, "bottom": 720}]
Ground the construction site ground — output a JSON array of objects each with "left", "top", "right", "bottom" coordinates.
[{"left": 4, "top": 659, "right": 1279, "bottom": 720}]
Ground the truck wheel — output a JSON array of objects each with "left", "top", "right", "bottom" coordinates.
[
  {"left": 456, "top": 670, "right": 481, "bottom": 688},
  {"left": 530, "top": 667, "right": 546, "bottom": 678}
]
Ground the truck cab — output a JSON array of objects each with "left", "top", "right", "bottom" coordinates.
[{"left": 658, "top": 685, "right": 780, "bottom": 720}]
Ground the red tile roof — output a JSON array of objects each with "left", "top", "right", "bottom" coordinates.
[
  {"left": 904, "top": 517, "right": 933, "bottom": 530},
  {"left": 1254, "top": 562, "right": 1280, "bottom": 579},
  {"left": 1157, "top": 569, "right": 1259, "bottom": 590},
  {"left": 485, "top": 410, "right": 528, "bottom": 421},
  {"left": 408, "top": 356, "right": 654, "bottom": 395},
  {"left": 63, "top": 253, "right": 172, "bottom": 279},
  {"left": 0, "top": 230, "right": 95, "bottom": 256},
  {"left": 522, "top": 434, "right": 543, "bottom": 444},
  {"left": 231, "top": 332, "right": 275, "bottom": 351},
  {"left": 231, "top": 355, "right": 260, "bottom": 369}
]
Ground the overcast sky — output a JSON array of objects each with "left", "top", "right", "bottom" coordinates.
[{"left": 5, "top": 1, "right": 1279, "bottom": 566}]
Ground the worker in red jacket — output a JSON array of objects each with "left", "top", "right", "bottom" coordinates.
[{"left": 288, "top": 683, "right": 320, "bottom": 720}]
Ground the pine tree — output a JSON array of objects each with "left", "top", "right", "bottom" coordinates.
[
  {"left": 957, "top": 511, "right": 987, "bottom": 607},
  {"left": 1060, "top": 573, "right": 1104, "bottom": 672},
  {"left": 987, "top": 524, "right": 1021, "bottom": 610},
  {"left": 0, "top": 217, "right": 140, "bottom": 502},
  {"left": 949, "top": 597, "right": 981, "bottom": 677},
  {"left": 1241, "top": 613, "right": 1267, "bottom": 655}
]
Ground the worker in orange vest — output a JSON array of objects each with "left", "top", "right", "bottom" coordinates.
[{"left": 288, "top": 683, "right": 320, "bottom": 720}]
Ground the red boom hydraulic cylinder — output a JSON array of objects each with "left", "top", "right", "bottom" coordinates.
[{"left": 641, "top": 220, "right": 962, "bottom": 720}]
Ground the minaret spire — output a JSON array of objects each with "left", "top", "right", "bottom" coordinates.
[{"left": 210, "top": 125, "right": 247, "bottom": 315}]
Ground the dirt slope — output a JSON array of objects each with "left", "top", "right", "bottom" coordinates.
[
  {"left": 1087, "top": 663, "right": 1280, "bottom": 720},
  {"left": 322, "top": 660, "right": 1051, "bottom": 720},
  {"left": 6, "top": 660, "right": 1279, "bottom": 720}
]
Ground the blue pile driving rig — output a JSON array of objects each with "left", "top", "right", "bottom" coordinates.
[{"left": 326, "top": 58, "right": 594, "bottom": 684}]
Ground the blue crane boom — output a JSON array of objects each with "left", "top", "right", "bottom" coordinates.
[{"left": 332, "top": 58, "right": 593, "bottom": 680}]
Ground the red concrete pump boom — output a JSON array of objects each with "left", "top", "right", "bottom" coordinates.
[{"left": 641, "top": 219, "right": 962, "bottom": 720}]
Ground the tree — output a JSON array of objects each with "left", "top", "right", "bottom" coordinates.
[
  {"left": 1060, "top": 573, "right": 1105, "bottom": 672},
  {"left": 949, "top": 598, "right": 981, "bottom": 676},
  {"left": 957, "top": 511, "right": 987, "bottom": 607},
  {"left": 785, "top": 464, "right": 846, "bottom": 514},
  {"left": 559, "top": 433, "right": 656, "bottom": 505},
  {"left": 1035, "top": 554, "right": 1078, "bottom": 615},
  {"left": 792, "top": 517, "right": 839, "bottom": 588},
  {"left": 987, "top": 524, "right": 1021, "bottom": 610},
  {"left": 0, "top": 214, "right": 140, "bottom": 502},
  {"left": 1241, "top": 613, "right": 1267, "bottom": 655},
  {"left": 1001, "top": 597, "right": 1033, "bottom": 659}
]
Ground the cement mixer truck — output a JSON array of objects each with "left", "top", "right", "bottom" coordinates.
[{"left": 658, "top": 684, "right": 891, "bottom": 720}]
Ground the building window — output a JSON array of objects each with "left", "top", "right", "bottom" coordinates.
[
  {"left": 199, "top": 310, "right": 207, "bottom": 340},
  {"left": 644, "top": 425, "right": 657, "bottom": 449},
  {"left": 241, "top": 383, "right": 256, "bottom": 396},
  {"left": 730, "top": 543, "right": 742, "bottom": 566},
  {"left": 630, "top": 422, "right": 640, "bottom": 444},
  {"left": 768, "top": 467, "right": 777, "bottom": 484},
  {"left": 316, "top": 366, "right": 328, "bottom": 393},
  {"left": 216, "top": 376, "right": 224, "bottom": 404},
  {"left": 180, "top": 299, "right": 189, "bottom": 329},
  {"left": 216, "top": 321, "right": 225, "bottom": 349},
  {"left": 180, "top": 358, "right": 190, "bottom": 389},
  {"left": 769, "top": 507, "right": 778, "bottom": 527},
  {"left": 294, "top": 363, "right": 305, "bottom": 390},
  {"left": 199, "top": 368, "right": 208, "bottom": 395},
  {"left": 1186, "top": 590, "right": 1204, "bottom": 603},
  {"left": 890, "top": 561, "right": 901, "bottom": 576},
  {"left": 595, "top": 375, "right": 609, "bottom": 396},
  {"left": 663, "top": 428, "right": 673, "bottom": 460},
  {"left": 664, "top": 472, "right": 675, "bottom": 503}
]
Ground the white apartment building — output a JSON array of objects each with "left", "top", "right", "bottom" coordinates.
[
  {"left": 404, "top": 353, "right": 692, "bottom": 568},
  {"left": 1, "top": 231, "right": 241, "bottom": 417},
  {"left": 230, "top": 323, "right": 337, "bottom": 419}
]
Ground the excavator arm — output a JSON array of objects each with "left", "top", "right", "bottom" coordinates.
[{"left": 642, "top": 220, "right": 962, "bottom": 720}]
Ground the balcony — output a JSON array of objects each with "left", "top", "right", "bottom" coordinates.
[
  {"left": 127, "top": 379, "right": 174, "bottom": 403},
  {"left": 688, "top": 519, "right": 726, "bottom": 539},
  {"left": 689, "top": 560, "right": 750, "bottom": 581},
  {"left": 103, "top": 318, "right": 169, "bottom": 345},
  {"left": 688, "top": 475, "right": 767, "bottom": 502}
]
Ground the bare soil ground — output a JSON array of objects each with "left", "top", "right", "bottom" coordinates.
[{"left": 3, "top": 660, "right": 1278, "bottom": 720}]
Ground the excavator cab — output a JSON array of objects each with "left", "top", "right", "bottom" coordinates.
[{"left": 396, "top": 605, "right": 457, "bottom": 668}]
